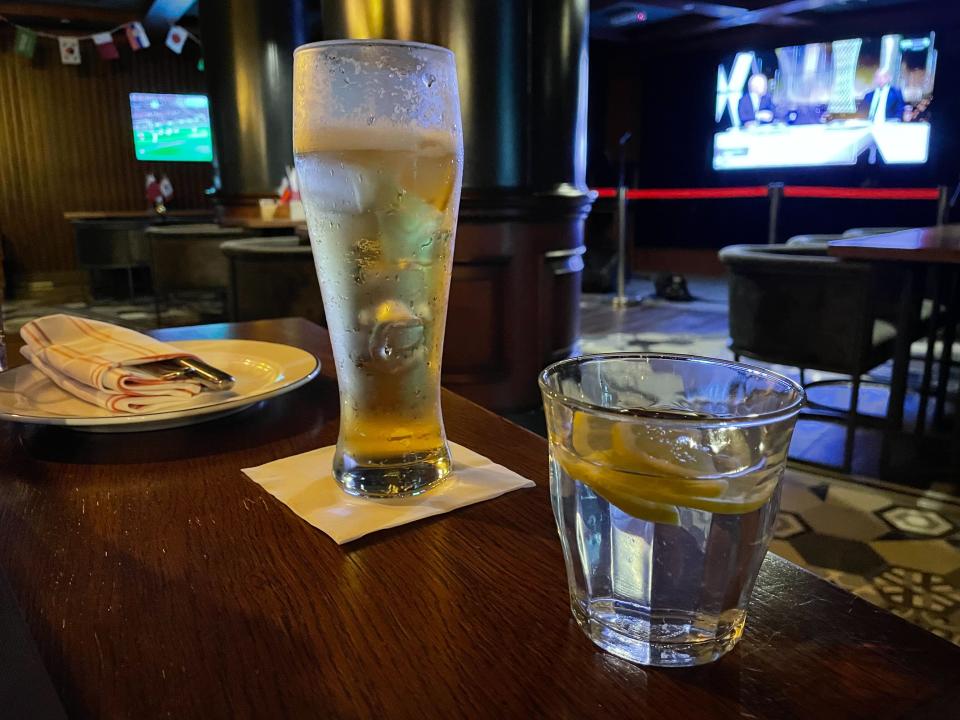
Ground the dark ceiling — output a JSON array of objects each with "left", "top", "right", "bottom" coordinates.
[
  {"left": 0, "top": 1, "right": 952, "bottom": 41},
  {"left": 0, "top": 0, "right": 197, "bottom": 30},
  {"left": 590, "top": 0, "right": 949, "bottom": 41},
  {"left": 16, "top": 0, "right": 146, "bottom": 7}
]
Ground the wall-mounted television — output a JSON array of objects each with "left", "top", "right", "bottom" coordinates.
[
  {"left": 129, "top": 92, "right": 213, "bottom": 162},
  {"left": 713, "top": 33, "right": 936, "bottom": 171}
]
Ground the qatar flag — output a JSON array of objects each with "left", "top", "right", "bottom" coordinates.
[
  {"left": 145, "top": 174, "right": 163, "bottom": 204},
  {"left": 93, "top": 32, "right": 119, "bottom": 61},
  {"left": 165, "top": 25, "right": 187, "bottom": 55}
]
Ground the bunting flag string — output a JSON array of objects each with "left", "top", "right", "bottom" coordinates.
[
  {"left": 0, "top": 14, "right": 201, "bottom": 65},
  {"left": 57, "top": 36, "right": 81, "bottom": 65}
]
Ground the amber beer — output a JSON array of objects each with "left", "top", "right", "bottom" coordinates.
[{"left": 294, "top": 41, "right": 463, "bottom": 497}]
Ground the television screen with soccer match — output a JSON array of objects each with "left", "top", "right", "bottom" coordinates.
[{"left": 129, "top": 92, "right": 214, "bottom": 163}]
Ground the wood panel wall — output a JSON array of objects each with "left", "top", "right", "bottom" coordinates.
[{"left": 0, "top": 24, "right": 212, "bottom": 286}]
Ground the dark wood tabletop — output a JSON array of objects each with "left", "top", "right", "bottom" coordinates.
[
  {"left": 0, "top": 318, "right": 958, "bottom": 719},
  {"left": 219, "top": 216, "right": 308, "bottom": 230},
  {"left": 829, "top": 224, "right": 960, "bottom": 263},
  {"left": 63, "top": 210, "right": 212, "bottom": 221}
]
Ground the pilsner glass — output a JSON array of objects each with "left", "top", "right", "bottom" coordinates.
[
  {"left": 294, "top": 40, "right": 463, "bottom": 497},
  {"left": 540, "top": 353, "right": 803, "bottom": 667}
]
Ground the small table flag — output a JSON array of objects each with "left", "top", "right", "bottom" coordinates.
[
  {"left": 165, "top": 25, "right": 187, "bottom": 54},
  {"left": 159, "top": 175, "right": 174, "bottom": 200},
  {"left": 93, "top": 32, "right": 119, "bottom": 60},
  {"left": 14, "top": 27, "right": 37, "bottom": 59},
  {"left": 145, "top": 174, "right": 163, "bottom": 204},
  {"left": 125, "top": 21, "right": 150, "bottom": 51},
  {"left": 58, "top": 37, "right": 81, "bottom": 65}
]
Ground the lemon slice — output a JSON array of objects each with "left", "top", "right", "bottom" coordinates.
[
  {"left": 556, "top": 412, "right": 777, "bottom": 518},
  {"left": 572, "top": 411, "right": 610, "bottom": 456},
  {"left": 554, "top": 445, "right": 680, "bottom": 525}
]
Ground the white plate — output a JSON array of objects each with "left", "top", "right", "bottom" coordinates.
[{"left": 0, "top": 339, "right": 320, "bottom": 432}]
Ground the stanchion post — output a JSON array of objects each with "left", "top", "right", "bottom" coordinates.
[
  {"left": 612, "top": 132, "right": 639, "bottom": 309},
  {"left": 936, "top": 185, "right": 949, "bottom": 226},
  {"left": 767, "top": 182, "right": 784, "bottom": 244},
  {"left": 612, "top": 186, "right": 630, "bottom": 308}
]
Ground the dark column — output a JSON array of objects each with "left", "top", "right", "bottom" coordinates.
[
  {"left": 198, "top": 0, "right": 307, "bottom": 217},
  {"left": 529, "top": 0, "right": 589, "bottom": 193},
  {"left": 321, "top": 0, "right": 593, "bottom": 412}
]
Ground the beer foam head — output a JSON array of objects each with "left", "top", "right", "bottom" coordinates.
[
  {"left": 294, "top": 124, "right": 459, "bottom": 158},
  {"left": 293, "top": 41, "right": 461, "bottom": 157}
]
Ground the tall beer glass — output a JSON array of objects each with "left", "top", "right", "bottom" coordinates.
[{"left": 293, "top": 40, "right": 463, "bottom": 497}]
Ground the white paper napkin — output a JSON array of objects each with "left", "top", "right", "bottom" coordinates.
[{"left": 242, "top": 442, "right": 536, "bottom": 544}]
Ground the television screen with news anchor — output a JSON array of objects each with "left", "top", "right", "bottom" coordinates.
[{"left": 713, "top": 33, "right": 936, "bottom": 171}]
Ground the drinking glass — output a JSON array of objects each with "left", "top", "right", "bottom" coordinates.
[
  {"left": 293, "top": 40, "right": 463, "bottom": 498},
  {"left": 540, "top": 354, "right": 803, "bottom": 667}
]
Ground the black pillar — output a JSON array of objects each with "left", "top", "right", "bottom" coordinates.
[{"left": 198, "top": 0, "right": 307, "bottom": 216}]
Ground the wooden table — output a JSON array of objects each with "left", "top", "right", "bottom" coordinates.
[
  {"left": 219, "top": 216, "right": 307, "bottom": 232},
  {"left": 830, "top": 225, "right": 960, "bottom": 469},
  {"left": 63, "top": 210, "right": 212, "bottom": 221},
  {"left": 1, "top": 318, "right": 958, "bottom": 718},
  {"left": 829, "top": 224, "right": 960, "bottom": 263}
]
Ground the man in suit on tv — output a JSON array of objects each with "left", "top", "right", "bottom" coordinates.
[
  {"left": 738, "top": 74, "right": 775, "bottom": 126},
  {"left": 863, "top": 70, "right": 905, "bottom": 123}
]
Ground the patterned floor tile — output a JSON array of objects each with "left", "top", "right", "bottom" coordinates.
[
  {"left": 803, "top": 503, "right": 891, "bottom": 541},
  {"left": 873, "top": 567, "right": 960, "bottom": 612},
  {"left": 869, "top": 540, "right": 960, "bottom": 576},
  {"left": 879, "top": 506, "right": 955, "bottom": 538},
  {"left": 768, "top": 540, "right": 807, "bottom": 568},
  {"left": 946, "top": 566, "right": 960, "bottom": 588},
  {"left": 917, "top": 496, "right": 960, "bottom": 514},
  {"left": 827, "top": 484, "right": 892, "bottom": 513},
  {"left": 871, "top": 567, "right": 960, "bottom": 643},
  {"left": 779, "top": 481, "right": 825, "bottom": 513},
  {"left": 772, "top": 512, "right": 808, "bottom": 540},
  {"left": 789, "top": 534, "right": 888, "bottom": 576}
]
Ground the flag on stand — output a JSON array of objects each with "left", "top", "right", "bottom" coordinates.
[
  {"left": 58, "top": 37, "right": 81, "bottom": 65},
  {"left": 165, "top": 25, "right": 187, "bottom": 54},
  {"left": 125, "top": 22, "right": 150, "bottom": 51},
  {"left": 93, "top": 32, "right": 119, "bottom": 60},
  {"left": 158, "top": 175, "right": 174, "bottom": 200},
  {"left": 145, "top": 174, "right": 164, "bottom": 204},
  {"left": 14, "top": 27, "right": 37, "bottom": 59}
]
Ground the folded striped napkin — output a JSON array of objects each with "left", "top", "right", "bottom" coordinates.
[{"left": 19, "top": 314, "right": 206, "bottom": 413}]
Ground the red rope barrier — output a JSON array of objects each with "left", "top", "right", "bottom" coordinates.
[
  {"left": 628, "top": 187, "right": 769, "bottom": 200},
  {"left": 593, "top": 187, "right": 767, "bottom": 200},
  {"left": 592, "top": 186, "right": 941, "bottom": 201},
  {"left": 781, "top": 186, "right": 940, "bottom": 201}
]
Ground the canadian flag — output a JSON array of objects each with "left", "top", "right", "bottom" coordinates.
[
  {"left": 58, "top": 36, "right": 81, "bottom": 65},
  {"left": 92, "top": 32, "right": 119, "bottom": 61},
  {"left": 125, "top": 21, "right": 150, "bottom": 51},
  {"left": 165, "top": 25, "right": 187, "bottom": 55}
]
